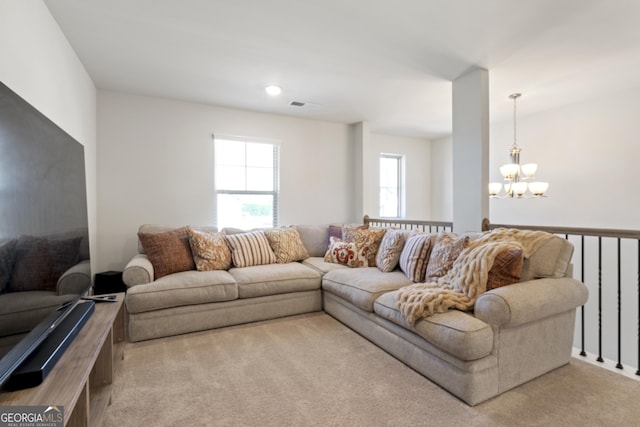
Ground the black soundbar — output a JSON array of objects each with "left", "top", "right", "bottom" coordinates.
[{"left": 3, "top": 301, "right": 95, "bottom": 391}]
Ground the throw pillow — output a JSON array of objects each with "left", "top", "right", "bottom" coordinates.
[
  {"left": 138, "top": 227, "right": 196, "bottom": 279},
  {"left": 398, "top": 232, "right": 433, "bottom": 282},
  {"left": 425, "top": 231, "right": 469, "bottom": 281},
  {"left": 187, "top": 228, "right": 232, "bottom": 271},
  {"left": 324, "top": 237, "right": 367, "bottom": 268},
  {"left": 8, "top": 236, "right": 54, "bottom": 292},
  {"left": 486, "top": 247, "right": 524, "bottom": 290},
  {"left": 264, "top": 227, "right": 310, "bottom": 264},
  {"left": 376, "top": 229, "right": 407, "bottom": 272},
  {"left": 343, "top": 227, "right": 386, "bottom": 267},
  {"left": 225, "top": 230, "right": 277, "bottom": 268},
  {"left": 0, "top": 240, "right": 17, "bottom": 293}
]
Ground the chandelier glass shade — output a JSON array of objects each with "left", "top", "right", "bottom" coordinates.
[{"left": 489, "top": 93, "right": 549, "bottom": 199}]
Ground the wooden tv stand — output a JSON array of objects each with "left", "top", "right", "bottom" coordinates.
[{"left": 0, "top": 293, "right": 125, "bottom": 426}]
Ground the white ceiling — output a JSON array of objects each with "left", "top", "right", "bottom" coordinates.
[{"left": 44, "top": 0, "right": 640, "bottom": 138}]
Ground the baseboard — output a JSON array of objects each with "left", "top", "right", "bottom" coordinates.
[{"left": 572, "top": 347, "right": 639, "bottom": 381}]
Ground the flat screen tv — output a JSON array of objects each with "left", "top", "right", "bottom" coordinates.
[{"left": 0, "top": 81, "right": 92, "bottom": 390}]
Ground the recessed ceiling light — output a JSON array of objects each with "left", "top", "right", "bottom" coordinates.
[{"left": 265, "top": 85, "right": 282, "bottom": 96}]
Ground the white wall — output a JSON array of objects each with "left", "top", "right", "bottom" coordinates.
[
  {"left": 97, "top": 91, "right": 355, "bottom": 271},
  {"left": 489, "top": 87, "right": 640, "bottom": 229},
  {"left": 0, "top": 1, "right": 97, "bottom": 271},
  {"left": 368, "top": 133, "right": 432, "bottom": 220}
]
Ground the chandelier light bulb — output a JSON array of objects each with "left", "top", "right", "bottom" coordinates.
[
  {"left": 500, "top": 163, "right": 519, "bottom": 180},
  {"left": 521, "top": 163, "right": 537, "bottom": 179},
  {"left": 488, "top": 182, "right": 503, "bottom": 196},
  {"left": 528, "top": 181, "right": 549, "bottom": 196}
]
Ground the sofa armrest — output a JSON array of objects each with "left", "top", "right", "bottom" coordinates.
[
  {"left": 474, "top": 277, "right": 588, "bottom": 328},
  {"left": 123, "top": 254, "right": 154, "bottom": 287},
  {"left": 57, "top": 259, "right": 91, "bottom": 295}
]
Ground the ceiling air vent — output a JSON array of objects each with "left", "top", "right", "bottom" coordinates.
[{"left": 289, "top": 101, "right": 306, "bottom": 107}]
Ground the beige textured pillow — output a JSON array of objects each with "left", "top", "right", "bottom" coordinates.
[
  {"left": 225, "top": 230, "right": 277, "bottom": 268},
  {"left": 376, "top": 229, "right": 407, "bottom": 272},
  {"left": 265, "top": 227, "right": 310, "bottom": 263},
  {"left": 425, "top": 231, "right": 469, "bottom": 281},
  {"left": 343, "top": 227, "right": 386, "bottom": 267},
  {"left": 138, "top": 227, "right": 195, "bottom": 279},
  {"left": 399, "top": 232, "right": 433, "bottom": 282},
  {"left": 187, "top": 228, "right": 232, "bottom": 271},
  {"left": 324, "top": 237, "right": 367, "bottom": 268}
]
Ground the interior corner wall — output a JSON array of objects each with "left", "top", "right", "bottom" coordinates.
[
  {"left": 488, "top": 86, "right": 640, "bottom": 230},
  {"left": 0, "top": 1, "right": 98, "bottom": 272},
  {"left": 97, "top": 91, "right": 354, "bottom": 271},
  {"left": 430, "top": 135, "right": 453, "bottom": 222},
  {"left": 369, "top": 133, "right": 432, "bottom": 220},
  {"left": 352, "top": 122, "right": 368, "bottom": 221}
]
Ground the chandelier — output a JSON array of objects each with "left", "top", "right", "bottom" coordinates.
[{"left": 489, "top": 93, "right": 549, "bottom": 198}]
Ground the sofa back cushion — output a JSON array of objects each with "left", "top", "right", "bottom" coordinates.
[
  {"left": 7, "top": 236, "right": 82, "bottom": 292},
  {"left": 294, "top": 225, "right": 330, "bottom": 257},
  {"left": 520, "top": 235, "right": 574, "bottom": 281},
  {"left": 0, "top": 240, "right": 16, "bottom": 293}
]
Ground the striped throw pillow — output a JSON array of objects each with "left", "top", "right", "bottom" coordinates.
[
  {"left": 225, "top": 231, "right": 277, "bottom": 268},
  {"left": 399, "top": 232, "right": 433, "bottom": 282}
]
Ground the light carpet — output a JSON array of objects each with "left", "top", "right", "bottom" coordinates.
[{"left": 105, "top": 313, "right": 640, "bottom": 427}]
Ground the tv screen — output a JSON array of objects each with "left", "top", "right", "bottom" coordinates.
[{"left": 0, "top": 82, "right": 91, "bottom": 388}]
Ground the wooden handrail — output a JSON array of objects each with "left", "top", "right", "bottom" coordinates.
[{"left": 482, "top": 218, "right": 640, "bottom": 239}]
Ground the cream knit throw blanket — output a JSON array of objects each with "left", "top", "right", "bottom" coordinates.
[{"left": 396, "top": 229, "right": 553, "bottom": 325}]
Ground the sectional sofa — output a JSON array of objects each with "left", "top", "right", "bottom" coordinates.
[{"left": 122, "top": 221, "right": 588, "bottom": 405}]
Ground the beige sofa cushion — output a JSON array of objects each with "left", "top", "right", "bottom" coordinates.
[
  {"left": 126, "top": 270, "right": 238, "bottom": 314},
  {"left": 294, "top": 225, "right": 330, "bottom": 257},
  {"left": 374, "top": 291, "right": 493, "bottom": 361},
  {"left": 520, "top": 235, "right": 574, "bottom": 281},
  {"left": 302, "top": 256, "right": 349, "bottom": 275},
  {"left": 229, "top": 262, "right": 321, "bottom": 299},
  {"left": 322, "top": 268, "right": 412, "bottom": 312}
]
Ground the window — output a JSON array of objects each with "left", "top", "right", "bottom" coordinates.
[
  {"left": 379, "top": 154, "right": 403, "bottom": 218},
  {"left": 214, "top": 136, "right": 279, "bottom": 229}
]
